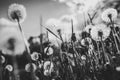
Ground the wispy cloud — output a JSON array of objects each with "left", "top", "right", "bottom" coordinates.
[
  {"left": 45, "top": 14, "right": 78, "bottom": 33},
  {"left": 53, "top": 0, "right": 102, "bottom": 13}
]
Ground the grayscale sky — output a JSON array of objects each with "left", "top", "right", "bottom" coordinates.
[{"left": 0, "top": 0, "right": 70, "bottom": 38}]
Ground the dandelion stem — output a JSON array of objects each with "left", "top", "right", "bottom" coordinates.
[
  {"left": 17, "top": 20, "right": 36, "bottom": 80},
  {"left": 109, "top": 17, "right": 120, "bottom": 54}
]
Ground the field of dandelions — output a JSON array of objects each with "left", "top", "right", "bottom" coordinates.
[{"left": 1, "top": 0, "right": 120, "bottom": 80}]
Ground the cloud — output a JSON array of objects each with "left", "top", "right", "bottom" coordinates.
[
  {"left": 60, "top": 14, "right": 77, "bottom": 25},
  {"left": 0, "top": 18, "right": 17, "bottom": 29},
  {"left": 51, "top": 0, "right": 120, "bottom": 32},
  {"left": 45, "top": 14, "right": 80, "bottom": 42},
  {"left": 54, "top": 0, "right": 102, "bottom": 13},
  {"left": 45, "top": 14, "right": 78, "bottom": 33},
  {"left": 46, "top": 18, "right": 60, "bottom": 28}
]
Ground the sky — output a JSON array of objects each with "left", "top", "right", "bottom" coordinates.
[
  {"left": 0, "top": 0, "right": 70, "bottom": 38},
  {"left": 0, "top": 0, "right": 118, "bottom": 39}
]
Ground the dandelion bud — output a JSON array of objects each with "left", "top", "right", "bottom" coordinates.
[
  {"left": 44, "top": 47, "right": 54, "bottom": 55},
  {"left": 31, "top": 52, "right": 39, "bottom": 61},
  {"left": 5, "top": 64, "right": 13, "bottom": 72},
  {"left": 0, "top": 55, "right": 5, "bottom": 64},
  {"left": 25, "top": 63, "right": 37, "bottom": 72}
]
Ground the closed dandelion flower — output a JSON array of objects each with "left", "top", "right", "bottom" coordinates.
[
  {"left": 44, "top": 47, "right": 54, "bottom": 56},
  {"left": 89, "top": 45, "right": 94, "bottom": 50},
  {"left": 81, "top": 37, "right": 92, "bottom": 46},
  {"left": 35, "top": 76, "right": 39, "bottom": 80},
  {"left": 32, "top": 37, "right": 40, "bottom": 44},
  {"left": 90, "top": 24, "right": 111, "bottom": 41},
  {"left": 25, "top": 63, "right": 37, "bottom": 72},
  {"left": 8, "top": 3, "right": 27, "bottom": 23},
  {"left": 44, "top": 70, "right": 51, "bottom": 76},
  {"left": 86, "top": 37, "right": 92, "bottom": 44},
  {"left": 43, "top": 61, "right": 54, "bottom": 72},
  {"left": 38, "top": 63, "right": 43, "bottom": 69},
  {"left": 101, "top": 8, "right": 118, "bottom": 23},
  {"left": 0, "top": 27, "right": 25, "bottom": 56},
  {"left": 81, "top": 55, "right": 86, "bottom": 60},
  {"left": 116, "top": 66, "right": 120, "bottom": 71},
  {"left": 52, "top": 79, "right": 55, "bottom": 80},
  {"left": 5, "top": 64, "right": 13, "bottom": 72},
  {"left": 0, "top": 55, "right": 5, "bottom": 64},
  {"left": 31, "top": 52, "right": 39, "bottom": 61},
  {"left": 81, "top": 39, "right": 86, "bottom": 46}
]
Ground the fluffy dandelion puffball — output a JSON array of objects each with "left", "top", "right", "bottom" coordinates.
[
  {"left": 8, "top": 3, "right": 27, "bottom": 23},
  {"left": 0, "top": 27, "right": 25, "bottom": 56},
  {"left": 101, "top": 8, "right": 118, "bottom": 23},
  {"left": 90, "top": 24, "right": 111, "bottom": 41}
]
